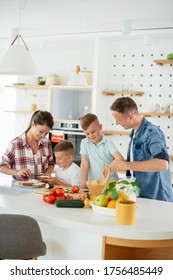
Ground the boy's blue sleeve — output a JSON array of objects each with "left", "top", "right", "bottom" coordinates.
[
  {"left": 107, "top": 140, "right": 118, "bottom": 155},
  {"left": 80, "top": 138, "right": 87, "bottom": 155}
]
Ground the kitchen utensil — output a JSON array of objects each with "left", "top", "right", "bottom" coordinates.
[
  {"left": 101, "top": 169, "right": 111, "bottom": 186},
  {"left": 100, "top": 170, "right": 111, "bottom": 194}
]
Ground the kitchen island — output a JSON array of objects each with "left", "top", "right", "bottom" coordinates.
[{"left": 0, "top": 175, "right": 173, "bottom": 260}]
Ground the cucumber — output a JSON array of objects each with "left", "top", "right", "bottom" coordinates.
[
  {"left": 55, "top": 199, "right": 84, "bottom": 208},
  {"left": 64, "top": 187, "right": 71, "bottom": 193},
  {"left": 45, "top": 183, "right": 54, "bottom": 189}
]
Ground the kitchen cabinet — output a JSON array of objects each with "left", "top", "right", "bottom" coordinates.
[
  {"left": 102, "top": 236, "right": 173, "bottom": 260},
  {"left": 48, "top": 85, "right": 93, "bottom": 121}
]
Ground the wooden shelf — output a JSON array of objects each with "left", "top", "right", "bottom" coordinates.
[
  {"left": 102, "top": 130, "right": 130, "bottom": 136},
  {"left": 5, "top": 85, "right": 49, "bottom": 89},
  {"left": 142, "top": 112, "right": 173, "bottom": 117},
  {"left": 102, "top": 90, "right": 143, "bottom": 96},
  {"left": 4, "top": 110, "right": 33, "bottom": 114},
  {"left": 154, "top": 60, "right": 173, "bottom": 66},
  {"left": 49, "top": 85, "right": 93, "bottom": 91}
]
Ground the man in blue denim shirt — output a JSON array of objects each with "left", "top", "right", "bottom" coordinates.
[{"left": 109, "top": 97, "right": 173, "bottom": 202}]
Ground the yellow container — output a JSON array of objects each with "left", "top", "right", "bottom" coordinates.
[
  {"left": 31, "top": 103, "right": 37, "bottom": 111},
  {"left": 116, "top": 201, "right": 136, "bottom": 225}
]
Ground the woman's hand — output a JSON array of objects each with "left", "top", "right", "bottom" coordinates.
[{"left": 16, "top": 168, "right": 31, "bottom": 178}]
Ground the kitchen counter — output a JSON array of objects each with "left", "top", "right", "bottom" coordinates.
[{"left": 0, "top": 175, "right": 173, "bottom": 259}]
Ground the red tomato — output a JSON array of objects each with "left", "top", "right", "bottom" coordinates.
[
  {"left": 56, "top": 188, "right": 65, "bottom": 197},
  {"left": 65, "top": 194, "right": 73, "bottom": 200},
  {"left": 45, "top": 195, "right": 56, "bottom": 204},
  {"left": 49, "top": 187, "right": 58, "bottom": 196},
  {"left": 55, "top": 196, "right": 65, "bottom": 201},
  {"left": 71, "top": 186, "right": 80, "bottom": 193},
  {"left": 42, "top": 194, "right": 49, "bottom": 202}
]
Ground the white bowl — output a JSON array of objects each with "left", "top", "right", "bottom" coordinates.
[{"left": 90, "top": 202, "right": 115, "bottom": 216}]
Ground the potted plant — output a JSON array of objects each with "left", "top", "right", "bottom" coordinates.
[{"left": 105, "top": 178, "right": 140, "bottom": 225}]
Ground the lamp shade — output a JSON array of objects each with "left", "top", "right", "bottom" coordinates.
[{"left": 0, "top": 44, "right": 37, "bottom": 75}]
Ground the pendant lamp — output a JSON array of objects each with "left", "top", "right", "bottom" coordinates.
[{"left": 0, "top": 33, "right": 37, "bottom": 75}]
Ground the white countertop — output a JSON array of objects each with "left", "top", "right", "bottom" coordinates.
[{"left": 0, "top": 175, "right": 173, "bottom": 241}]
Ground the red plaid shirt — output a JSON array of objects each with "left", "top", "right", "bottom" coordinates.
[{"left": 0, "top": 133, "right": 54, "bottom": 180}]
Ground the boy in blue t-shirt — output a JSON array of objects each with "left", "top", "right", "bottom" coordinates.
[{"left": 80, "top": 113, "right": 124, "bottom": 187}]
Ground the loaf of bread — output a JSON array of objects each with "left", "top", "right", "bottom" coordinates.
[{"left": 19, "top": 181, "right": 34, "bottom": 186}]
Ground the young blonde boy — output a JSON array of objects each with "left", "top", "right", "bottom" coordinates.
[
  {"left": 45, "top": 140, "right": 82, "bottom": 187},
  {"left": 80, "top": 113, "right": 124, "bottom": 187}
]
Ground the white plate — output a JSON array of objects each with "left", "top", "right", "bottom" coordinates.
[
  {"left": 14, "top": 180, "right": 45, "bottom": 188},
  {"left": 90, "top": 201, "right": 115, "bottom": 216}
]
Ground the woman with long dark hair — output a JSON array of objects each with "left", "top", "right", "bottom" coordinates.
[{"left": 0, "top": 110, "right": 54, "bottom": 180}]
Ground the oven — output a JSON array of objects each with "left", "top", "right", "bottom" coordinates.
[{"left": 49, "top": 121, "right": 85, "bottom": 166}]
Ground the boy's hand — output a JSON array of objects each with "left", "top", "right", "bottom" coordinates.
[
  {"left": 44, "top": 178, "right": 56, "bottom": 184},
  {"left": 102, "top": 166, "right": 112, "bottom": 178}
]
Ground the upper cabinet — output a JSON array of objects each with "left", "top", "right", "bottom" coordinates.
[{"left": 48, "top": 85, "right": 93, "bottom": 121}]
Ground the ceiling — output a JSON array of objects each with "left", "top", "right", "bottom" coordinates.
[{"left": 0, "top": 0, "right": 173, "bottom": 47}]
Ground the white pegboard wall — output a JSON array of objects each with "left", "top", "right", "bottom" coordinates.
[{"left": 104, "top": 37, "right": 173, "bottom": 167}]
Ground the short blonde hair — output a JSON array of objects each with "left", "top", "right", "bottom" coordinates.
[
  {"left": 80, "top": 113, "right": 99, "bottom": 130},
  {"left": 53, "top": 140, "right": 74, "bottom": 156}
]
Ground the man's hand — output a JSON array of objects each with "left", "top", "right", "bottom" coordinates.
[{"left": 109, "top": 159, "right": 128, "bottom": 173}]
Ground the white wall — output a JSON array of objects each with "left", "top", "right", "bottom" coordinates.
[{"left": 93, "top": 36, "right": 173, "bottom": 171}]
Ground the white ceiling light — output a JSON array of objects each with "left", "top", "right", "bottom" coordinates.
[
  {"left": 0, "top": 33, "right": 37, "bottom": 75},
  {"left": 0, "top": 0, "right": 37, "bottom": 75}
]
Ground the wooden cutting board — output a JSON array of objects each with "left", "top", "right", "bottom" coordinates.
[
  {"left": 34, "top": 188, "right": 49, "bottom": 194},
  {"left": 34, "top": 187, "right": 87, "bottom": 200}
]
